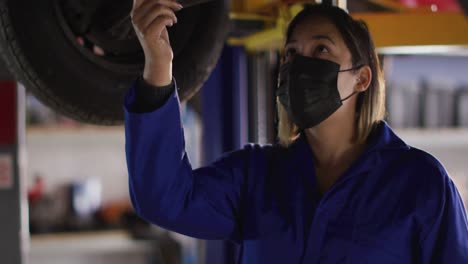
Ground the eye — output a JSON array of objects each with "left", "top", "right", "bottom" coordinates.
[
  {"left": 285, "top": 47, "right": 297, "bottom": 58},
  {"left": 317, "top": 45, "right": 329, "bottom": 54}
]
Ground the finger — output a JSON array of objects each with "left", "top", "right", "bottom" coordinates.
[
  {"left": 144, "top": 16, "right": 174, "bottom": 40},
  {"left": 132, "top": 0, "right": 182, "bottom": 19},
  {"left": 133, "top": 0, "right": 144, "bottom": 9},
  {"left": 155, "top": 0, "right": 183, "bottom": 10},
  {"left": 132, "top": 3, "right": 180, "bottom": 27},
  {"left": 135, "top": 6, "right": 177, "bottom": 33},
  {"left": 161, "top": 26, "right": 170, "bottom": 45}
]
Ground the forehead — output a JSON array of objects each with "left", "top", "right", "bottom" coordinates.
[{"left": 288, "top": 16, "right": 342, "bottom": 42}]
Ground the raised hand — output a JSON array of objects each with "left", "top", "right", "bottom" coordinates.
[{"left": 131, "top": 0, "right": 183, "bottom": 86}]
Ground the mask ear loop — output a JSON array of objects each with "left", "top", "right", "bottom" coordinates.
[
  {"left": 338, "top": 64, "right": 364, "bottom": 72},
  {"left": 338, "top": 64, "right": 364, "bottom": 102},
  {"left": 341, "top": 91, "right": 358, "bottom": 102}
]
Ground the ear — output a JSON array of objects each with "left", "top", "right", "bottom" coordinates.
[{"left": 354, "top": 65, "right": 372, "bottom": 92}]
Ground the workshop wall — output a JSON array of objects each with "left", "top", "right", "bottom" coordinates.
[{"left": 25, "top": 104, "right": 202, "bottom": 206}]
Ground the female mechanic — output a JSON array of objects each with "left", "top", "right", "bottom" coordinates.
[{"left": 125, "top": 1, "right": 468, "bottom": 263}]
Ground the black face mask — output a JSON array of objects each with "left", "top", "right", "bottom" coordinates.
[{"left": 277, "top": 54, "right": 361, "bottom": 130}]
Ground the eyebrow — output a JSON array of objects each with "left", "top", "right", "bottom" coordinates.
[{"left": 286, "top": 35, "right": 336, "bottom": 45}]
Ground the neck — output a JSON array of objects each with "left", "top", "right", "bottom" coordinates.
[{"left": 304, "top": 118, "right": 362, "bottom": 168}]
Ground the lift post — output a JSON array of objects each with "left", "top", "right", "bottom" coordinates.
[{"left": 0, "top": 81, "right": 28, "bottom": 264}]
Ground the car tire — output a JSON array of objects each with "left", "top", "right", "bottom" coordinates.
[{"left": 0, "top": 0, "right": 229, "bottom": 125}]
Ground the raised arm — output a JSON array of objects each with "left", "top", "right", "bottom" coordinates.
[
  {"left": 125, "top": 79, "right": 250, "bottom": 242},
  {"left": 125, "top": 0, "right": 257, "bottom": 243}
]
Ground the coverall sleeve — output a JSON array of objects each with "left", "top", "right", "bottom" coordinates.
[
  {"left": 124, "top": 81, "right": 246, "bottom": 243},
  {"left": 420, "top": 176, "right": 468, "bottom": 263}
]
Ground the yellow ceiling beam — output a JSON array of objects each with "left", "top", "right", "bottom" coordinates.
[
  {"left": 228, "top": 10, "right": 468, "bottom": 53},
  {"left": 230, "top": 0, "right": 282, "bottom": 13},
  {"left": 353, "top": 12, "right": 468, "bottom": 48},
  {"left": 227, "top": 4, "right": 303, "bottom": 51}
]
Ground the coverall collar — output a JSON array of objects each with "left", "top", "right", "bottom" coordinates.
[{"left": 286, "top": 121, "right": 410, "bottom": 199}]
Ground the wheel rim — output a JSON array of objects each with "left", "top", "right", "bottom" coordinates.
[{"left": 55, "top": 0, "right": 144, "bottom": 73}]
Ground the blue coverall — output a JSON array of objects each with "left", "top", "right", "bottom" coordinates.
[{"left": 124, "top": 82, "right": 468, "bottom": 263}]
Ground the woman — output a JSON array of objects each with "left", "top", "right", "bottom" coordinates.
[{"left": 126, "top": 1, "right": 468, "bottom": 263}]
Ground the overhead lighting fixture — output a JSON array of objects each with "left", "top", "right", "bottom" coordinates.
[{"left": 377, "top": 45, "right": 468, "bottom": 56}]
